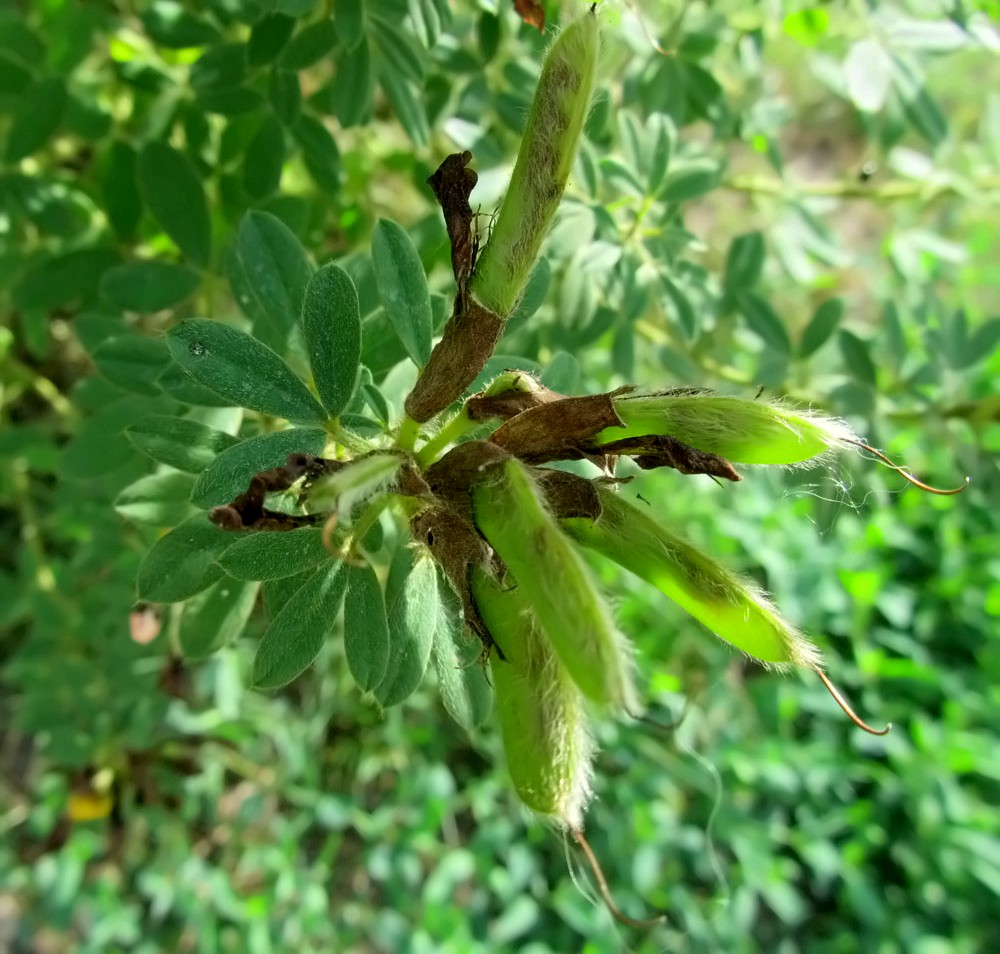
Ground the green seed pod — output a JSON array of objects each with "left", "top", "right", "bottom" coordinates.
[
  {"left": 472, "top": 456, "right": 639, "bottom": 711},
  {"left": 594, "top": 394, "right": 857, "bottom": 466},
  {"left": 472, "top": 567, "right": 593, "bottom": 829},
  {"left": 470, "top": 9, "right": 600, "bottom": 318},
  {"left": 562, "top": 486, "right": 821, "bottom": 669},
  {"left": 305, "top": 452, "right": 404, "bottom": 513}
]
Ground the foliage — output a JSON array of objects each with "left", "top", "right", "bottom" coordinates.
[{"left": 1, "top": 0, "right": 999, "bottom": 951}]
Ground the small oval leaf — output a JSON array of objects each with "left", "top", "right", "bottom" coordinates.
[
  {"left": 166, "top": 319, "right": 327, "bottom": 424},
  {"left": 432, "top": 573, "right": 493, "bottom": 733},
  {"left": 302, "top": 263, "right": 362, "bottom": 418},
  {"left": 100, "top": 261, "right": 201, "bottom": 312},
  {"left": 138, "top": 142, "right": 212, "bottom": 267},
  {"left": 126, "top": 415, "right": 240, "bottom": 474},
  {"left": 114, "top": 471, "right": 197, "bottom": 526},
  {"left": 217, "top": 527, "right": 331, "bottom": 581},
  {"left": 229, "top": 211, "right": 312, "bottom": 345},
  {"left": 136, "top": 513, "right": 236, "bottom": 603},
  {"left": 179, "top": 577, "right": 260, "bottom": 659},
  {"left": 376, "top": 548, "right": 438, "bottom": 707},
  {"left": 91, "top": 336, "right": 171, "bottom": 396},
  {"left": 343, "top": 563, "right": 391, "bottom": 692},
  {"left": 371, "top": 219, "right": 432, "bottom": 367},
  {"left": 252, "top": 562, "right": 347, "bottom": 688},
  {"left": 800, "top": 298, "right": 844, "bottom": 357}
]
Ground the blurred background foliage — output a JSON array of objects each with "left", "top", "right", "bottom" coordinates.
[{"left": 1, "top": 0, "right": 999, "bottom": 951}]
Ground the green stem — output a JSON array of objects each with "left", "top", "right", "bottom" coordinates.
[
  {"left": 414, "top": 410, "right": 476, "bottom": 467},
  {"left": 395, "top": 414, "right": 420, "bottom": 453},
  {"left": 724, "top": 174, "right": 1000, "bottom": 202}
]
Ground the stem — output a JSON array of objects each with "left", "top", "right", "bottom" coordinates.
[
  {"left": 725, "top": 174, "right": 1000, "bottom": 202},
  {"left": 395, "top": 414, "right": 420, "bottom": 453},
  {"left": 414, "top": 409, "right": 476, "bottom": 467}
]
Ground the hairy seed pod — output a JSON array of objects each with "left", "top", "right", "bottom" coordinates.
[
  {"left": 304, "top": 452, "right": 405, "bottom": 513},
  {"left": 562, "top": 486, "right": 822, "bottom": 669},
  {"left": 472, "top": 567, "right": 593, "bottom": 829},
  {"left": 595, "top": 394, "right": 857, "bottom": 465},
  {"left": 472, "top": 457, "right": 639, "bottom": 710},
  {"left": 469, "top": 9, "right": 600, "bottom": 318}
]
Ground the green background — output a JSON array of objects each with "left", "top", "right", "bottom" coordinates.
[{"left": 1, "top": 0, "right": 998, "bottom": 951}]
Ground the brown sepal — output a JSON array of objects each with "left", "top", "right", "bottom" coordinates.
[
  {"left": 405, "top": 298, "right": 507, "bottom": 423},
  {"left": 513, "top": 0, "right": 546, "bottom": 32},
  {"left": 536, "top": 470, "right": 603, "bottom": 521},
  {"left": 465, "top": 379, "right": 566, "bottom": 422},
  {"left": 594, "top": 434, "right": 742, "bottom": 482},
  {"left": 489, "top": 389, "right": 630, "bottom": 464}
]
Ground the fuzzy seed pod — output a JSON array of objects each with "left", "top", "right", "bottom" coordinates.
[
  {"left": 595, "top": 394, "right": 857, "bottom": 466},
  {"left": 304, "top": 452, "right": 405, "bottom": 514},
  {"left": 472, "top": 456, "right": 639, "bottom": 711},
  {"left": 470, "top": 9, "right": 600, "bottom": 318},
  {"left": 472, "top": 567, "right": 593, "bottom": 829},
  {"left": 562, "top": 486, "right": 822, "bottom": 669}
]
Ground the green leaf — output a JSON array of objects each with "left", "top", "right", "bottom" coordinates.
[
  {"left": 281, "top": 18, "right": 338, "bottom": 69},
  {"left": 190, "top": 42, "right": 247, "bottom": 93},
  {"left": 61, "top": 394, "right": 177, "bottom": 481},
  {"left": 268, "top": 69, "right": 302, "bottom": 125},
  {"left": 663, "top": 277, "right": 698, "bottom": 342},
  {"left": 191, "top": 427, "right": 326, "bottom": 509},
  {"left": 738, "top": 292, "right": 791, "bottom": 354},
  {"left": 334, "top": 0, "right": 365, "bottom": 50},
  {"left": 252, "top": 562, "right": 347, "bottom": 688},
  {"left": 229, "top": 211, "right": 313, "bottom": 345},
  {"left": 331, "top": 38, "right": 373, "bottom": 128},
  {"left": 247, "top": 13, "right": 295, "bottom": 66},
  {"left": 0, "top": 51, "right": 31, "bottom": 95},
  {"left": 376, "top": 548, "right": 438, "bottom": 707},
  {"left": 102, "top": 141, "right": 143, "bottom": 240},
  {"left": 292, "top": 114, "right": 341, "bottom": 193},
  {"left": 126, "top": 415, "right": 240, "bottom": 473},
  {"left": 114, "top": 471, "right": 198, "bottom": 526},
  {"left": 136, "top": 513, "right": 235, "bottom": 603},
  {"left": 166, "top": 319, "right": 327, "bottom": 424},
  {"left": 179, "top": 577, "right": 260, "bottom": 659},
  {"left": 343, "top": 563, "right": 390, "bottom": 692},
  {"left": 91, "top": 336, "right": 172, "bottom": 396},
  {"left": 217, "top": 527, "right": 332, "bottom": 581},
  {"left": 138, "top": 142, "right": 212, "bottom": 266},
  {"left": 964, "top": 318, "right": 1000, "bottom": 368},
  {"left": 5, "top": 77, "right": 67, "bottom": 161},
  {"left": 371, "top": 219, "right": 432, "bottom": 367},
  {"left": 659, "top": 159, "right": 721, "bottom": 203},
  {"left": 157, "top": 364, "right": 237, "bottom": 407},
  {"left": 14, "top": 248, "right": 121, "bottom": 312},
  {"left": 100, "top": 261, "right": 201, "bottom": 312},
  {"left": 302, "top": 263, "right": 361, "bottom": 418},
  {"left": 262, "top": 568, "right": 315, "bottom": 619},
  {"left": 844, "top": 39, "right": 893, "bottom": 112},
  {"left": 800, "top": 298, "right": 844, "bottom": 357},
  {"left": 432, "top": 573, "right": 492, "bottom": 733},
  {"left": 141, "top": 3, "right": 221, "bottom": 48},
  {"left": 377, "top": 67, "right": 429, "bottom": 147},
  {"left": 838, "top": 329, "right": 878, "bottom": 385},
  {"left": 242, "top": 117, "right": 285, "bottom": 199},
  {"left": 723, "top": 232, "right": 766, "bottom": 295},
  {"left": 371, "top": 16, "right": 426, "bottom": 84}
]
